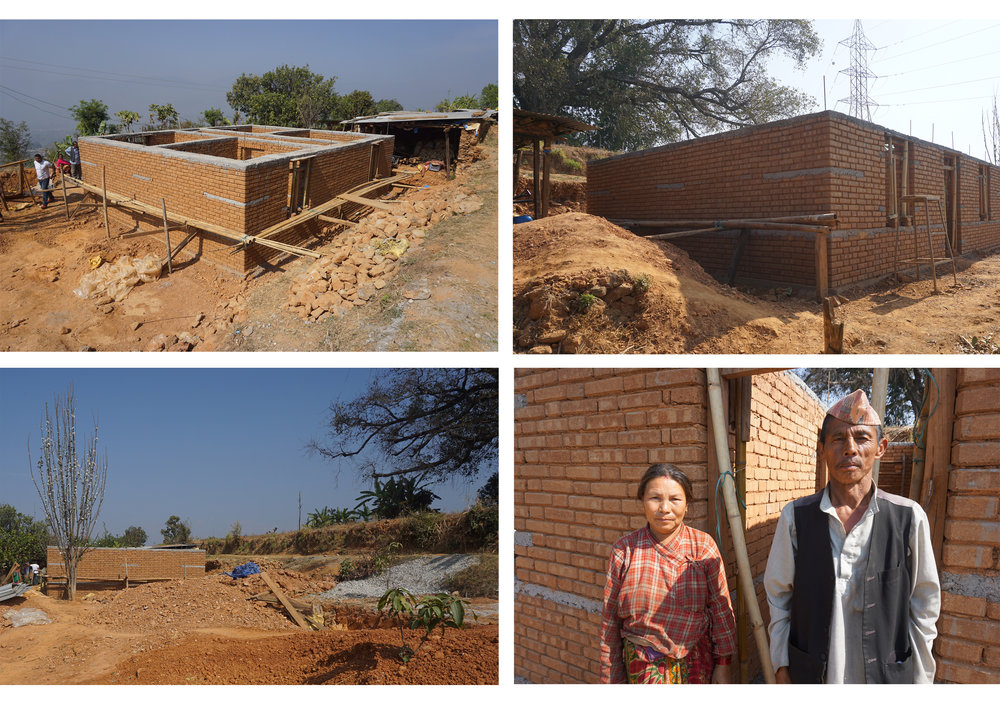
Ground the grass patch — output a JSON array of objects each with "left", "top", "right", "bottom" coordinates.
[{"left": 444, "top": 554, "right": 498, "bottom": 598}]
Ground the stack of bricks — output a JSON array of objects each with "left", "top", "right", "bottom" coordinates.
[
  {"left": 514, "top": 369, "right": 827, "bottom": 683},
  {"left": 586, "top": 110, "right": 1000, "bottom": 292},
  {"left": 45, "top": 546, "right": 206, "bottom": 583},
  {"left": 79, "top": 125, "right": 393, "bottom": 274},
  {"left": 934, "top": 369, "right": 1000, "bottom": 682}
]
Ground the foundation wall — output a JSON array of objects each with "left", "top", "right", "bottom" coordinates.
[
  {"left": 45, "top": 546, "right": 206, "bottom": 581},
  {"left": 935, "top": 369, "right": 1000, "bottom": 683}
]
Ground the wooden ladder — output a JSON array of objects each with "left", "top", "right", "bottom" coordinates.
[{"left": 894, "top": 194, "right": 958, "bottom": 294}]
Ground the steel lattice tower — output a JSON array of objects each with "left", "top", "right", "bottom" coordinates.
[{"left": 837, "top": 20, "right": 878, "bottom": 121}]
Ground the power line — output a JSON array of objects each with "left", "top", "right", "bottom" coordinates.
[
  {"left": 874, "top": 22, "right": 1000, "bottom": 63},
  {"left": 879, "top": 73, "right": 1000, "bottom": 97},
  {"left": 874, "top": 20, "right": 959, "bottom": 51},
  {"left": 0, "top": 56, "right": 224, "bottom": 91},
  {"left": 0, "top": 83, "right": 69, "bottom": 110},
  {"left": 0, "top": 60, "right": 224, "bottom": 94},
  {"left": 0, "top": 86, "right": 69, "bottom": 119},
  {"left": 877, "top": 46, "right": 1000, "bottom": 78},
  {"left": 880, "top": 94, "right": 994, "bottom": 107}
]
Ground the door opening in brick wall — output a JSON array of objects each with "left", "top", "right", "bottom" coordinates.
[{"left": 944, "top": 155, "right": 960, "bottom": 253}]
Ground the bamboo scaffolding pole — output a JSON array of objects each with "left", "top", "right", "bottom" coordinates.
[
  {"left": 706, "top": 368, "right": 776, "bottom": 684},
  {"left": 617, "top": 213, "right": 838, "bottom": 227},
  {"left": 101, "top": 166, "right": 111, "bottom": 241},
  {"left": 870, "top": 369, "right": 889, "bottom": 486},
  {"left": 644, "top": 226, "right": 722, "bottom": 240},
  {"left": 161, "top": 198, "right": 173, "bottom": 274}
]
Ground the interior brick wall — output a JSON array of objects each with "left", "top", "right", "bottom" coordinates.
[
  {"left": 935, "top": 369, "right": 1000, "bottom": 683},
  {"left": 877, "top": 441, "right": 915, "bottom": 498},
  {"left": 586, "top": 110, "right": 1000, "bottom": 291},
  {"left": 45, "top": 546, "right": 206, "bottom": 582},
  {"left": 514, "top": 368, "right": 825, "bottom": 683}
]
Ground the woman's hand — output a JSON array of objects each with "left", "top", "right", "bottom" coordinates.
[{"left": 711, "top": 662, "right": 732, "bottom": 684}]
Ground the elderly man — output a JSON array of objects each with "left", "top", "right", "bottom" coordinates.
[{"left": 763, "top": 389, "right": 940, "bottom": 683}]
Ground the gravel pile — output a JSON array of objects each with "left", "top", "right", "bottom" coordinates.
[{"left": 317, "top": 555, "right": 478, "bottom": 600}]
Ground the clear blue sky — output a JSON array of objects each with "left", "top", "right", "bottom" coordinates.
[
  {"left": 0, "top": 19, "right": 498, "bottom": 147},
  {"left": 0, "top": 368, "right": 495, "bottom": 540},
  {"left": 768, "top": 19, "right": 1000, "bottom": 162}
]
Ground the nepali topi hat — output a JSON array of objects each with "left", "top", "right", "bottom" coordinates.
[{"left": 826, "top": 389, "right": 881, "bottom": 426}]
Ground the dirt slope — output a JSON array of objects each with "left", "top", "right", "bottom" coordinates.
[{"left": 513, "top": 212, "right": 1000, "bottom": 354}]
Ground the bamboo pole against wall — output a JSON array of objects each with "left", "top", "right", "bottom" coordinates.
[
  {"left": 101, "top": 166, "right": 110, "bottom": 241},
  {"left": 706, "top": 368, "right": 776, "bottom": 684},
  {"left": 871, "top": 368, "right": 889, "bottom": 486}
]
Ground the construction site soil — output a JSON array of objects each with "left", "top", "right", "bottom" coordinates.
[
  {"left": 0, "top": 136, "right": 497, "bottom": 352},
  {"left": 513, "top": 212, "right": 1000, "bottom": 354},
  {"left": 0, "top": 558, "right": 497, "bottom": 685}
]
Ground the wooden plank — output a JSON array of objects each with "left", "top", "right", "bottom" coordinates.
[
  {"left": 317, "top": 215, "right": 357, "bottom": 226},
  {"left": 920, "top": 368, "right": 957, "bottom": 570},
  {"left": 161, "top": 198, "right": 173, "bottom": 274},
  {"left": 337, "top": 193, "right": 400, "bottom": 210},
  {"left": 101, "top": 166, "right": 111, "bottom": 241},
  {"left": 643, "top": 227, "right": 721, "bottom": 240},
  {"left": 259, "top": 571, "right": 311, "bottom": 630},
  {"left": 823, "top": 297, "right": 844, "bottom": 354},
  {"left": 815, "top": 230, "right": 829, "bottom": 301}
]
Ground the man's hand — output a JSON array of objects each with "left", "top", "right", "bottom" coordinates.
[
  {"left": 711, "top": 663, "right": 732, "bottom": 684},
  {"left": 775, "top": 666, "right": 792, "bottom": 684}
]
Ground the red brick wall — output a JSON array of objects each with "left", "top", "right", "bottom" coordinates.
[
  {"left": 877, "top": 441, "right": 915, "bottom": 497},
  {"left": 587, "top": 111, "right": 1000, "bottom": 290},
  {"left": 935, "top": 369, "right": 1000, "bottom": 683},
  {"left": 514, "top": 368, "right": 826, "bottom": 683},
  {"left": 45, "top": 546, "right": 206, "bottom": 581}
]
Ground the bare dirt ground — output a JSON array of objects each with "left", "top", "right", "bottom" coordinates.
[
  {"left": 0, "top": 557, "right": 497, "bottom": 685},
  {"left": 0, "top": 139, "right": 496, "bottom": 352},
  {"left": 513, "top": 212, "right": 1000, "bottom": 354}
]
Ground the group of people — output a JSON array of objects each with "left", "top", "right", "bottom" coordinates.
[
  {"left": 7, "top": 561, "right": 41, "bottom": 586},
  {"left": 31, "top": 140, "right": 80, "bottom": 209},
  {"left": 601, "top": 389, "right": 941, "bottom": 684}
]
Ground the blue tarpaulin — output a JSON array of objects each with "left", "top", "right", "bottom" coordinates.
[{"left": 222, "top": 562, "right": 260, "bottom": 579}]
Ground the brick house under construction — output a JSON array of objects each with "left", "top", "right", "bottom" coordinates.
[
  {"left": 45, "top": 545, "right": 206, "bottom": 593},
  {"left": 587, "top": 111, "right": 1000, "bottom": 296},
  {"left": 514, "top": 368, "right": 1000, "bottom": 683},
  {"left": 78, "top": 125, "right": 394, "bottom": 274}
]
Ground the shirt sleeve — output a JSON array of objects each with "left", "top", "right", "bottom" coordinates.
[
  {"left": 763, "top": 503, "right": 797, "bottom": 671},
  {"left": 704, "top": 537, "right": 738, "bottom": 658},
  {"left": 908, "top": 505, "right": 941, "bottom": 683},
  {"left": 600, "top": 543, "right": 627, "bottom": 684}
]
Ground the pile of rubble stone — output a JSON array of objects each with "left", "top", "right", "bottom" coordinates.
[{"left": 286, "top": 185, "right": 483, "bottom": 322}]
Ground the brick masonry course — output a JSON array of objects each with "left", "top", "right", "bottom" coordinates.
[
  {"left": 45, "top": 546, "right": 206, "bottom": 583},
  {"left": 587, "top": 111, "right": 1000, "bottom": 292}
]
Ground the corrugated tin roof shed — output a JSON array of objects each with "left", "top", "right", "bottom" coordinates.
[{"left": 512, "top": 108, "right": 598, "bottom": 149}]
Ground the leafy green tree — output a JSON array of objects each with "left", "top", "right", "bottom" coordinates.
[
  {"left": 338, "top": 89, "right": 376, "bottom": 121},
  {"left": 122, "top": 526, "right": 147, "bottom": 546},
  {"left": 0, "top": 504, "right": 48, "bottom": 572},
  {"left": 227, "top": 64, "right": 338, "bottom": 127},
  {"left": 202, "top": 107, "right": 227, "bottom": 127},
  {"left": 309, "top": 368, "right": 498, "bottom": 482},
  {"left": 797, "top": 369, "right": 925, "bottom": 426},
  {"left": 0, "top": 118, "right": 31, "bottom": 163},
  {"left": 148, "top": 103, "right": 179, "bottom": 129},
  {"left": 160, "top": 515, "right": 191, "bottom": 544},
  {"left": 374, "top": 98, "right": 405, "bottom": 113},
  {"left": 513, "top": 20, "right": 820, "bottom": 150},
  {"left": 476, "top": 471, "right": 499, "bottom": 506},
  {"left": 479, "top": 83, "right": 498, "bottom": 109},
  {"left": 114, "top": 110, "right": 141, "bottom": 133},
  {"left": 70, "top": 99, "right": 109, "bottom": 136}
]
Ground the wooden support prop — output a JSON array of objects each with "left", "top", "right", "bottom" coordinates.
[
  {"left": 260, "top": 571, "right": 311, "bottom": 630},
  {"left": 24, "top": 162, "right": 38, "bottom": 205},
  {"left": 317, "top": 215, "right": 357, "bottom": 226},
  {"left": 171, "top": 227, "right": 197, "bottom": 262},
  {"left": 618, "top": 213, "right": 838, "bottom": 228},
  {"left": 301, "top": 158, "right": 313, "bottom": 210},
  {"left": 815, "top": 230, "right": 829, "bottom": 302},
  {"left": 920, "top": 368, "right": 957, "bottom": 568},
  {"left": 70, "top": 191, "right": 96, "bottom": 219},
  {"left": 645, "top": 226, "right": 722, "bottom": 240},
  {"left": 870, "top": 368, "right": 889, "bottom": 486},
  {"left": 823, "top": 297, "right": 844, "bottom": 354},
  {"left": 161, "top": 198, "right": 173, "bottom": 274},
  {"left": 101, "top": 166, "right": 111, "bottom": 241},
  {"left": 532, "top": 140, "right": 541, "bottom": 218},
  {"left": 61, "top": 178, "right": 70, "bottom": 219},
  {"left": 444, "top": 126, "right": 453, "bottom": 181},
  {"left": 706, "top": 368, "right": 776, "bottom": 684},
  {"left": 541, "top": 135, "right": 552, "bottom": 218},
  {"left": 907, "top": 378, "right": 934, "bottom": 501}
]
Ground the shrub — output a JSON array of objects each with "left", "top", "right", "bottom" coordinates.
[
  {"left": 632, "top": 273, "right": 652, "bottom": 296},
  {"left": 444, "top": 554, "right": 498, "bottom": 598},
  {"left": 577, "top": 292, "right": 598, "bottom": 312},
  {"left": 378, "top": 587, "right": 474, "bottom": 663},
  {"left": 400, "top": 511, "right": 442, "bottom": 551}
]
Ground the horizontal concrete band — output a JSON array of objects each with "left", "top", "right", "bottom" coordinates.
[{"left": 515, "top": 580, "right": 601, "bottom": 614}]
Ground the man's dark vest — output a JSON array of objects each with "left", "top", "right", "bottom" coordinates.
[{"left": 788, "top": 488, "right": 914, "bottom": 683}]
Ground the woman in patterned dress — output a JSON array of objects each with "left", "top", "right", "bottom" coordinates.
[{"left": 600, "top": 463, "right": 737, "bottom": 683}]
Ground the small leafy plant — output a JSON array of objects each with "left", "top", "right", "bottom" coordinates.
[
  {"left": 378, "top": 587, "right": 474, "bottom": 663},
  {"left": 632, "top": 273, "right": 652, "bottom": 295},
  {"left": 577, "top": 292, "right": 598, "bottom": 312}
]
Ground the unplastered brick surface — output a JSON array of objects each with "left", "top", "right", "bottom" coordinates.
[
  {"left": 45, "top": 546, "right": 206, "bottom": 581},
  {"left": 587, "top": 111, "right": 1000, "bottom": 290},
  {"left": 936, "top": 369, "right": 1000, "bottom": 683},
  {"left": 514, "top": 369, "right": 825, "bottom": 683},
  {"left": 878, "top": 441, "right": 915, "bottom": 498}
]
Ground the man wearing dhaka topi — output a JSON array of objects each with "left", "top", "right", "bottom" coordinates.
[{"left": 763, "top": 389, "right": 940, "bottom": 683}]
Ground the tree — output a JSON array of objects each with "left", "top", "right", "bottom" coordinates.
[
  {"left": 0, "top": 118, "right": 31, "bottom": 163},
  {"left": 480, "top": 83, "right": 498, "bottom": 109},
  {"left": 70, "top": 99, "right": 109, "bottom": 137},
  {"left": 0, "top": 504, "right": 48, "bottom": 574},
  {"left": 227, "top": 64, "right": 338, "bottom": 127},
  {"left": 513, "top": 19, "right": 820, "bottom": 150},
  {"left": 477, "top": 471, "right": 499, "bottom": 506},
  {"left": 374, "top": 98, "right": 405, "bottom": 113},
  {"left": 148, "top": 103, "right": 179, "bottom": 130},
  {"left": 28, "top": 388, "right": 108, "bottom": 600},
  {"left": 122, "top": 526, "right": 147, "bottom": 546},
  {"left": 983, "top": 93, "right": 999, "bottom": 166},
  {"left": 202, "top": 108, "right": 227, "bottom": 127},
  {"left": 309, "top": 368, "right": 498, "bottom": 481},
  {"left": 114, "top": 110, "right": 141, "bottom": 133},
  {"left": 338, "top": 89, "right": 376, "bottom": 121},
  {"left": 160, "top": 515, "right": 191, "bottom": 544},
  {"left": 798, "top": 369, "right": 925, "bottom": 426}
]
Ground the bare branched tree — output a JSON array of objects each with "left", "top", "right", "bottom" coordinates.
[
  {"left": 308, "top": 368, "right": 498, "bottom": 481},
  {"left": 983, "top": 93, "right": 1000, "bottom": 166},
  {"left": 28, "top": 388, "right": 108, "bottom": 600}
]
